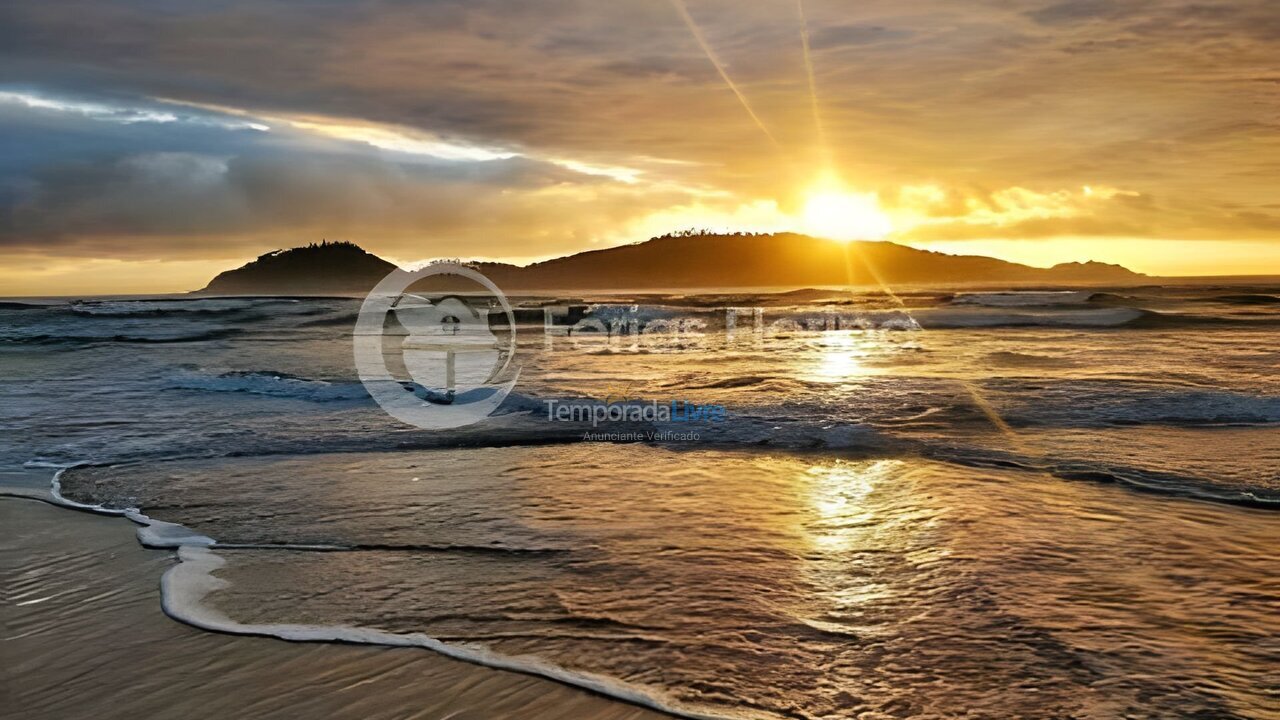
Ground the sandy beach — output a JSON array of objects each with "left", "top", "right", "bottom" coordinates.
[{"left": 2, "top": 495, "right": 666, "bottom": 720}]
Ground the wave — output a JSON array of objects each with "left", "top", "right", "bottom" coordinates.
[
  {"left": 979, "top": 378, "right": 1280, "bottom": 427},
  {"left": 212, "top": 541, "right": 570, "bottom": 555},
  {"left": 686, "top": 374, "right": 779, "bottom": 389},
  {"left": 162, "top": 546, "right": 734, "bottom": 720},
  {"left": 297, "top": 312, "right": 360, "bottom": 327},
  {"left": 579, "top": 346, "right": 655, "bottom": 355},
  {"left": 930, "top": 449, "right": 1279, "bottom": 509},
  {"left": 16, "top": 402, "right": 1276, "bottom": 718},
  {"left": 749, "top": 306, "right": 1140, "bottom": 330},
  {"left": 19, "top": 465, "right": 217, "bottom": 548},
  {"left": 568, "top": 304, "right": 924, "bottom": 333},
  {"left": 10, "top": 465, "right": 738, "bottom": 720},
  {"left": 675, "top": 415, "right": 897, "bottom": 452},
  {"left": 165, "top": 370, "right": 369, "bottom": 402},
  {"left": 913, "top": 307, "right": 1145, "bottom": 328},
  {"left": 985, "top": 351, "right": 1077, "bottom": 368},
  {"left": 1, "top": 328, "right": 247, "bottom": 345},
  {"left": 69, "top": 298, "right": 301, "bottom": 317},
  {"left": 1124, "top": 310, "right": 1280, "bottom": 328},
  {"left": 1089, "top": 290, "right": 1280, "bottom": 308},
  {"left": 950, "top": 291, "right": 1094, "bottom": 307},
  {"left": 41, "top": 411, "right": 1278, "bottom": 533},
  {"left": 1085, "top": 291, "right": 1149, "bottom": 306},
  {"left": 688, "top": 304, "right": 1157, "bottom": 329},
  {"left": 918, "top": 307, "right": 1280, "bottom": 330},
  {"left": 1211, "top": 293, "right": 1280, "bottom": 305}
]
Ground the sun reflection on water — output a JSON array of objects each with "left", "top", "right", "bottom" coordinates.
[
  {"left": 796, "top": 459, "right": 948, "bottom": 635},
  {"left": 809, "top": 330, "right": 873, "bottom": 382},
  {"left": 805, "top": 460, "right": 898, "bottom": 552}
]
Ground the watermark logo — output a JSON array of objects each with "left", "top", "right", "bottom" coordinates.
[
  {"left": 355, "top": 267, "right": 919, "bottom": 431},
  {"left": 545, "top": 399, "right": 727, "bottom": 426},
  {"left": 354, "top": 262, "right": 519, "bottom": 429}
]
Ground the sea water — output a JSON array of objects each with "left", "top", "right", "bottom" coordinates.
[{"left": 2, "top": 285, "right": 1277, "bottom": 719}]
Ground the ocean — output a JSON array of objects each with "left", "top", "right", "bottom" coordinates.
[{"left": 2, "top": 284, "right": 1278, "bottom": 719}]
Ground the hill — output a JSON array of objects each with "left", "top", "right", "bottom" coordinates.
[
  {"left": 473, "top": 233, "right": 1143, "bottom": 289},
  {"left": 198, "top": 241, "right": 397, "bottom": 295},
  {"left": 194, "top": 233, "right": 1145, "bottom": 295}
]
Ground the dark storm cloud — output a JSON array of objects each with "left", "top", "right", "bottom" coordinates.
[
  {"left": 1, "top": 145, "right": 658, "bottom": 260},
  {"left": 1, "top": 147, "right": 604, "bottom": 243},
  {"left": 0, "top": 87, "right": 682, "bottom": 260}
]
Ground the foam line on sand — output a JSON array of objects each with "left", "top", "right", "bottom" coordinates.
[{"left": 7, "top": 464, "right": 744, "bottom": 720}]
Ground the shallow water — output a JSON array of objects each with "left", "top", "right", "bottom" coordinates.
[
  {"left": 2, "top": 498, "right": 664, "bottom": 720},
  {"left": 58, "top": 447, "right": 1280, "bottom": 719},
  {"left": 3, "top": 284, "right": 1279, "bottom": 718}
]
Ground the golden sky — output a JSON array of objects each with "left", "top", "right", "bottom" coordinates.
[{"left": 1, "top": 0, "right": 1278, "bottom": 294}]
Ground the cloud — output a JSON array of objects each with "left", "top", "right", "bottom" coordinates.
[
  {"left": 1026, "top": 0, "right": 1142, "bottom": 26},
  {"left": 892, "top": 183, "right": 1280, "bottom": 242},
  {"left": 0, "top": 0, "right": 1276, "bottom": 284},
  {"left": 0, "top": 146, "right": 702, "bottom": 258},
  {"left": 0, "top": 87, "right": 724, "bottom": 260},
  {"left": 808, "top": 24, "right": 914, "bottom": 50},
  {"left": 0, "top": 90, "right": 269, "bottom": 130}
]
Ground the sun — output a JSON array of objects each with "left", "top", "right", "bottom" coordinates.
[{"left": 800, "top": 188, "right": 893, "bottom": 241}]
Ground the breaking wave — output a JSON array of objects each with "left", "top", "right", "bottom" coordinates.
[
  {"left": 69, "top": 298, "right": 301, "bottom": 317},
  {"left": 1210, "top": 293, "right": 1280, "bottom": 305},
  {"left": 1, "top": 328, "right": 247, "bottom": 345},
  {"left": 913, "top": 307, "right": 1144, "bottom": 328},
  {"left": 165, "top": 370, "right": 370, "bottom": 402},
  {"left": 950, "top": 291, "right": 1095, "bottom": 307},
  {"left": 930, "top": 448, "right": 1279, "bottom": 509}
]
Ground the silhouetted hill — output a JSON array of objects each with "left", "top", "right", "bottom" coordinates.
[
  {"left": 473, "top": 233, "right": 1144, "bottom": 289},
  {"left": 194, "top": 234, "right": 1145, "bottom": 294},
  {"left": 198, "top": 241, "right": 397, "bottom": 295}
]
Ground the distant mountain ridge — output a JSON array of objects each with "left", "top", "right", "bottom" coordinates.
[
  {"left": 473, "top": 233, "right": 1143, "bottom": 289},
  {"left": 196, "top": 233, "right": 1144, "bottom": 295}
]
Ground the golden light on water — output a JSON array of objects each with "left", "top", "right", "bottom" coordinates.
[
  {"left": 805, "top": 460, "right": 901, "bottom": 554},
  {"left": 813, "top": 331, "right": 870, "bottom": 380}
]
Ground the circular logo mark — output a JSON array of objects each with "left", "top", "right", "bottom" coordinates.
[{"left": 354, "top": 262, "right": 519, "bottom": 429}]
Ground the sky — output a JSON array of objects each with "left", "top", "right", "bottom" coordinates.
[{"left": 1, "top": 0, "right": 1278, "bottom": 294}]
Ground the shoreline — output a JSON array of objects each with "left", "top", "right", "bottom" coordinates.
[
  {"left": 2, "top": 493, "right": 670, "bottom": 720},
  {"left": 30, "top": 465, "right": 730, "bottom": 720}
]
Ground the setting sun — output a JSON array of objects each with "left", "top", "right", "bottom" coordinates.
[{"left": 800, "top": 188, "right": 893, "bottom": 242}]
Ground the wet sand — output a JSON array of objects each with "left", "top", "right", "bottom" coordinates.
[{"left": 1, "top": 497, "right": 667, "bottom": 720}]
